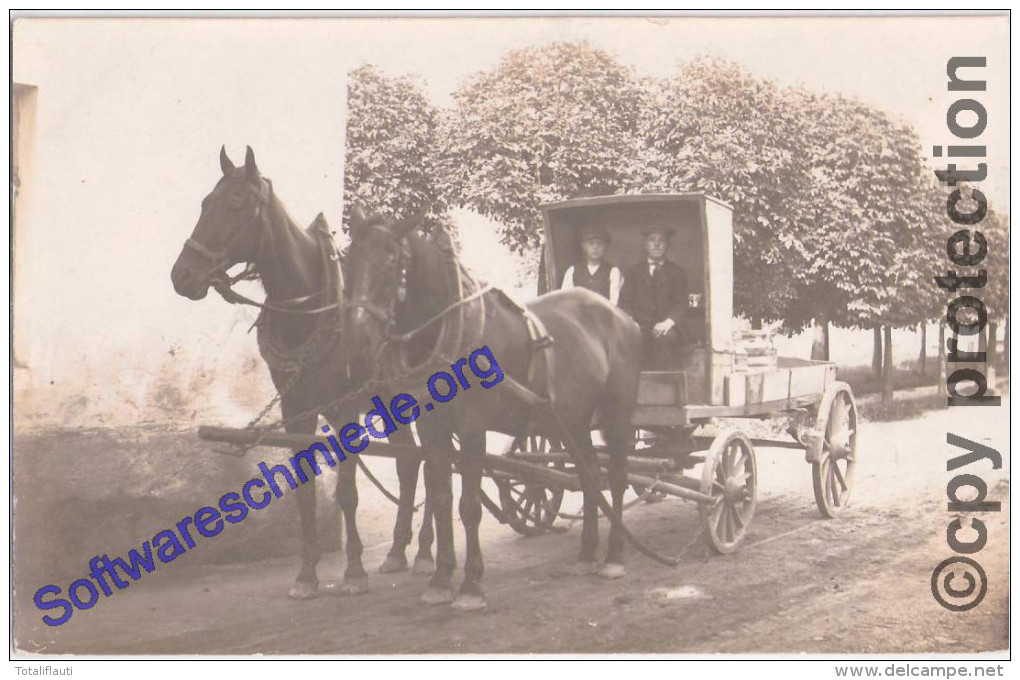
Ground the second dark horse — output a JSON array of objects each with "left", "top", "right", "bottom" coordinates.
[{"left": 343, "top": 212, "right": 644, "bottom": 610}]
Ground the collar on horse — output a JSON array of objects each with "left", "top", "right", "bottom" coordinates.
[
  {"left": 348, "top": 221, "right": 559, "bottom": 415},
  {"left": 343, "top": 222, "right": 493, "bottom": 387},
  {"left": 255, "top": 213, "right": 346, "bottom": 373}
]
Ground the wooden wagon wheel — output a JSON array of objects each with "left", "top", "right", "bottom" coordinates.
[
  {"left": 495, "top": 434, "right": 565, "bottom": 536},
  {"left": 698, "top": 429, "right": 757, "bottom": 554},
  {"left": 810, "top": 382, "right": 859, "bottom": 518}
]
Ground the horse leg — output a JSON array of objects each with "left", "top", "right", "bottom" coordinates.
[
  {"left": 572, "top": 424, "right": 601, "bottom": 576},
  {"left": 335, "top": 447, "right": 369, "bottom": 594},
  {"left": 599, "top": 421, "right": 632, "bottom": 580},
  {"left": 419, "top": 431, "right": 456, "bottom": 604},
  {"left": 452, "top": 430, "right": 486, "bottom": 611},
  {"left": 413, "top": 485, "right": 437, "bottom": 575},
  {"left": 379, "top": 428, "right": 421, "bottom": 574},
  {"left": 284, "top": 412, "right": 324, "bottom": 600}
]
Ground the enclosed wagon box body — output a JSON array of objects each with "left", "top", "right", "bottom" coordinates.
[
  {"left": 539, "top": 194, "right": 734, "bottom": 414},
  {"left": 539, "top": 193, "right": 838, "bottom": 426}
]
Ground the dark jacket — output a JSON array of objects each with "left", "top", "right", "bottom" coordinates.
[
  {"left": 619, "top": 259, "right": 688, "bottom": 331},
  {"left": 572, "top": 261, "right": 614, "bottom": 299}
]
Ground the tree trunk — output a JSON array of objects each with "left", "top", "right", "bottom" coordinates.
[
  {"left": 917, "top": 322, "right": 927, "bottom": 375},
  {"left": 881, "top": 325, "right": 895, "bottom": 404},
  {"left": 872, "top": 327, "right": 883, "bottom": 377},
  {"left": 937, "top": 323, "right": 947, "bottom": 396},
  {"left": 986, "top": 320, "right": 998, "bottom": 389},
  {"left": 811, "top": 316, "right": 830, "bottom": 361}
]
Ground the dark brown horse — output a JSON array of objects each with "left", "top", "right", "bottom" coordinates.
[
  {"left": 170, "top": 147, "right": 434, "bottom": 599},
  {"left": 343, "top": 213, "right": 643, "bottom": 610}
]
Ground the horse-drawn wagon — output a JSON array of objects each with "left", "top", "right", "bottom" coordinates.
[
  {"left": 492, "top": 193, "right": 860, "bottom": 553},
  {"left": 198, "top": 188, "right": 859, "bottom": 558}
]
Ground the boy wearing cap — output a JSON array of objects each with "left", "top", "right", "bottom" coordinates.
[
  {"left": 619, "top": 224, "right": 688, "bottom": 370},
  {"left": 561, "top": 224, "right": 624, "bottom": 305}
]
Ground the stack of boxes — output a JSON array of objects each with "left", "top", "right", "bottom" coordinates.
[{"left": 733, "top": 329, "right": 778, "bottom": 373}]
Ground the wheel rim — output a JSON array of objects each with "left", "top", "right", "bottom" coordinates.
[
  {"left": 700, "top": 432, "right": 757, "bottom": 554},
  {"left": 498, "top": 434, "right": 564, "bottom": 536},
  {"left": 814, "top": 388, "right": 858, "bottom": 516}
]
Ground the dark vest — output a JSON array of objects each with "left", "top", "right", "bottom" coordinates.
[{"left": 572, "top": 261, "right": 613, "bottom": 299}]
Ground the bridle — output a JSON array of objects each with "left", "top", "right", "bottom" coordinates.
[
  {"left": 184, "top": 177, "right": 340, "bottom": 315},
  {"left": 343, "top": 220, "right": 493, "bottom": 378},
  {"left": 341, "top": 221, "right": 412, "bottom": 336}
]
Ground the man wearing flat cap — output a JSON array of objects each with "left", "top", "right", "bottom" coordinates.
[
  {"left": 561, "top": 224, "right": 624, "bottom": 305},
  {"left": 619, "top": 224, "right": 688, "bottom": 370}
]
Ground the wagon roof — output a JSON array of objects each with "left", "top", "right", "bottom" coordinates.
[{"left": 539, "top": 192, "right": 733, "bottom": 213}]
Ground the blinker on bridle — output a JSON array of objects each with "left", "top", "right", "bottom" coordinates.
[{"left": 342, "top": 220, "right": 411, "bottom": 334}]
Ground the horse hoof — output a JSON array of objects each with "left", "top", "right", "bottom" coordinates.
[
  {"left": 571, "top": 561, "right": 599, "bottom": 576},
  {"left": 379, "top": 555, "right": 408, "bottom": 574},
  {"left": 451, "top": 593, "right": 487, "bottom": 612},
  {"left": 318, "top": 580, "right": 342, "bottom": 596},
  {"left": 288, "top": 581, "right": 319, "bottom": 600},
  {"left": 419, "top": 587, "right": 454, "bottom": 605},
  {"left": 599, "top": 563, "right": 626, "bottom": 580},
  {"left": 341, "top": 576, "right": 369, "bottom": 595},
  {"left": 412, "top": 555, "right": 436, "bottom": 576}
]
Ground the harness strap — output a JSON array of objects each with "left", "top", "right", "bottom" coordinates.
[{"left": 521, "top": 309, "right": 557, "bottom": 406}]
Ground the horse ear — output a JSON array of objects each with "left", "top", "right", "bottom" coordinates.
[
  {"left": 244, "top": 145, "right": 260, "bottom": 183},
  {"left": 219, "top": 145, "right": 235, "bottom": 174},
  {"left": 350, "top": 203, "right": 367, "bottom": 225},
  {"left": 348, "top": 203, "right": 368, "bottom": 236}
]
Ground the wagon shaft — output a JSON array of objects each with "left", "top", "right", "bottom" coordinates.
[{"left": 196, "top": 425, "right": 582, "bottom": 491}]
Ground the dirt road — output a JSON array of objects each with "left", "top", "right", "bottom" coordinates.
[{"left": 14, "top": 394, "right": 1009, "bottom": 654}]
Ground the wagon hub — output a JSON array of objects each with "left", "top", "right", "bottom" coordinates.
[
  {"left": 723, "top": 475, "right": 747, "bottom": 503},
  {"left": 830, "top": 432, "right": 854, "bottom": 459}
]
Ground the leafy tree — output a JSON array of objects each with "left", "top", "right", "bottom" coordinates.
[
  {"left": 640, "top": 56, "right": 815, "bottom": 327},
  {"left": 440, "top": 41, "right": 647, "bottom": 252},
  {"left": 343, "top": 64, "right": 449, "bottom": 232}
]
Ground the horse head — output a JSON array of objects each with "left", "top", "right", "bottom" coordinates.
[
  {"left": 343, "top": 207, "right": 425, "bottom": 382},
  {"left": 171, "top": 146, "right": 269, "bottom": 300}
]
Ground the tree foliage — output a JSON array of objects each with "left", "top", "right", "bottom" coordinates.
[
  {"left": 440, "top": 41, "right": 647, "bottom": 252},
  {"left": 639, "top": 57, "right": 814, "bottom": 325},
  {"left": 342, "top": 64, "right": 449, "bottom": 232}
]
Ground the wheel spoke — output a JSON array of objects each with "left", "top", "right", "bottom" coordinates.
[
  {"left": 729, "top": 444, "right": 742, "bottom": 476},
  {"left": 832, "top": 460, "right": 847, "bottom": 491},
  {"left": 717, "top": 503, "right": 731, "bottom": 542},
  {"left": 726, "top": 503, "right": 739, "bottom": 541},
  {"left": 732, "top": 502, "right": 746, "bottom": 529},
  {"left": 731, "top": 451, "right": 747, "bottom": 480},
  {"left": 714, "top": 502, "right": 728, "bottom": 538},
  {"left": 828, "top": 466, "right": 840, "bottom": 507}
]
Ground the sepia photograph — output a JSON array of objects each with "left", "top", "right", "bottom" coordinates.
[{"left": 9, "top": 11, "right": 1011, "bottom": 668}]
